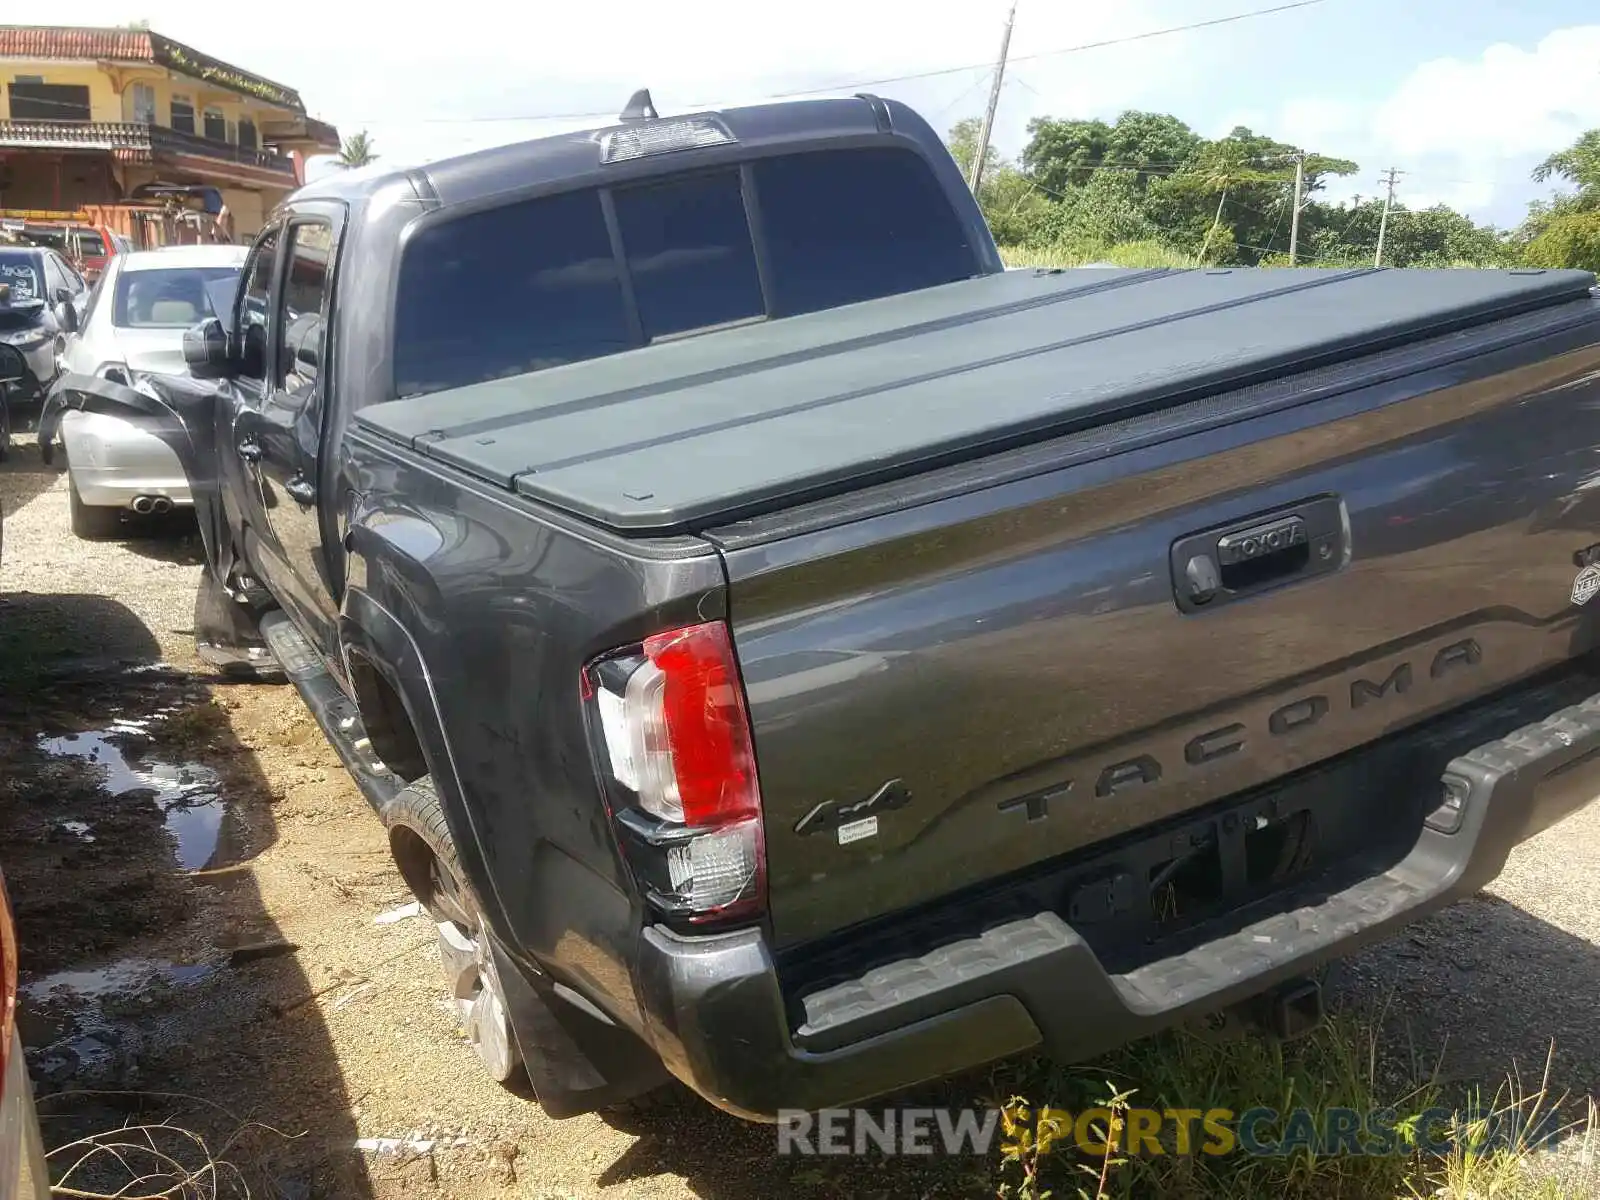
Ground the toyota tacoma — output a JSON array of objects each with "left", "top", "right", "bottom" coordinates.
[{"left": 41, "top": 90, "right": 1600, "bottom": 1122}]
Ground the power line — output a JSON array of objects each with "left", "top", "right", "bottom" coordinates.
[
  {"left": 337, "top": 0, "right": 1332, "bottom": 126},
  {"left": 767, "top": 0, "right": 1331, "bottom": 99}
]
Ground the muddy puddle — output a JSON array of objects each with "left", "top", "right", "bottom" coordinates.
[
  {"left": 17, "top": 955, "right": 221, "bottom": 1089},
  {"left": 38, "top": 728, "right": 227, "bottom": 871},
  {"left": 4, "top": 669, "right": 263, "bottom": 1098}
]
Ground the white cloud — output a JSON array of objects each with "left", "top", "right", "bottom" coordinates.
[
  {"left": 48, "top": 0, "right": 1200, "bottom": 169},
  {"left": 1275, "top": 25, "right": 1600, "bottom": 224}
]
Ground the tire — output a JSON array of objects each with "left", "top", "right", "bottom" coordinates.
[
  {"left": 68, "top": 475, "right": 124, "bottom": 540},
  {"left": 386, "top": 777, "right": 525, "bottom": 1085},
  {"left": 0, "top": 390, "right": 11, "bottom": 462}
]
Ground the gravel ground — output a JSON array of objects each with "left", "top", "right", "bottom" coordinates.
[{"left": 3, "top": 428, "right": 1600, "bottom": 1197}]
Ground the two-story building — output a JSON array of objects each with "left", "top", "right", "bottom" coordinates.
[{"left": 0, "top": 25, "right": 339, "bottom": 238}]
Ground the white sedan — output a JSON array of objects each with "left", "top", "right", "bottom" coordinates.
[{"left": 56, "top": 244, "right": 246, "bottom": 539}]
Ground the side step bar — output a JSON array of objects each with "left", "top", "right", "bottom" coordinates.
[{"left": 259, "top": 611, "right": 404, "bottom": 814}]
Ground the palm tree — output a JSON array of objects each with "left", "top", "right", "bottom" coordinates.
[{"left": 338, "top": 131, "right": 378, "bottom": 169}]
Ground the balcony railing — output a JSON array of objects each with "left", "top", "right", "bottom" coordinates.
[{"left": 0, "top": 119, "right": 296, "bottom": 176}]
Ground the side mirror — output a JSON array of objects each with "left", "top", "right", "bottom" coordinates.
[
  {"left": 0, "top": 344, "right": 24, "bottom": 385},
  {"left": 53, "top": 287, "right": 72, "bottom": 306},
  {"left": 183, "top": 317, "right": 233, "bottom": 379},
  {"left": 56, "top": 301, "right": 79, "bottom": 335}
]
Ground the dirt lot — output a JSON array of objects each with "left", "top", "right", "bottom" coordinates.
[{"left": 3, "top": 430, "right": 1600, "bottom": 1198}]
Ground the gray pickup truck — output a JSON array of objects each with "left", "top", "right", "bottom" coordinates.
[{"left": 43, "top": 90, "right": 1600, "bottom": 1123}]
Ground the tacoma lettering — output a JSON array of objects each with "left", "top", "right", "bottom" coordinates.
[{"left": 1000, "top": 637, "right": 1483, "bottom": 817}]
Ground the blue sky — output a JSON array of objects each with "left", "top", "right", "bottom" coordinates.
[{"left": 51, "top": 1, "right": 1600, "bottom": 228}]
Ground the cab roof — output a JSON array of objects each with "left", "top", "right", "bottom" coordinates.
[{"left": 286, "top": 93, "right": 918, "bottom": 211}]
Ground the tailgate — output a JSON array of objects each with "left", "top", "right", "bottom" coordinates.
[{"left": 715, "top": 293, "right": 1600, "bottom": 949}]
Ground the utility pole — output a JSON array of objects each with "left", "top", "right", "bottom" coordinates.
[
  {"left": 968, "top": 1, "right": 1018, "bottom": 196},
  {"left": 1375, "top": 167, "right": 1403, "bottom": 267},
  {"left": 1288, "top": 152, "right": 1305, "bottom": 265}
]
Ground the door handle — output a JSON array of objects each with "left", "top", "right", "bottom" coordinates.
[
  {"left": 284, "top": 475, "right": 316, "bottom": 506},
  {"left": 236, "top": 437, "right": 262, "bottom": 463},
  {"left": 1170, "top": 495, "right": 1345, "bottom": 614}
]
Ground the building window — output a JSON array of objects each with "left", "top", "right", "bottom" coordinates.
[
  {"left": 8, "top": 81, "right": 91, "bottom": 122},
  {"left": 237, "top": 118, "right": 258, "bottom": 150},
  {"left": 170, "top": 95, "right": 194, "bottom": 134},
  {"left": 203, "top": 106, "right": 227, "bottom": 141},
  {"left": 130, "top": 83, "right": 155, "bottom": 125}
]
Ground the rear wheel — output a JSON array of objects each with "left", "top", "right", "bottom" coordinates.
[
  {"left": 388, "top": 777, "right": 524, "bottom": 1084},
  {"left": 68, "top": 475, "right": 123, "bottom": 540}
]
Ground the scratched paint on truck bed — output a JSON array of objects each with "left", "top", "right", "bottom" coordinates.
[{"left": 353, "top": 266, "right": 1596, "bottom": 534}]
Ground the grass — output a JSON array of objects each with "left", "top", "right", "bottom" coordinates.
[
  {"left": 1000, "top": 241, "right": 1198, "bottom": 270},
  {"left": 999, "top": 243, "right": 1503, "bottom": 272},
  {"left": 980, "top": 1008, "right": 1596, "bottom": 1200}
]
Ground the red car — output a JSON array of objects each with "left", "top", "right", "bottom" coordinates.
[
  {"left": 3, "top": 222, "right": 124, "bottom": 285},
  {"left": 0, "top": 867, "right": 49, "bottom": 1200}
]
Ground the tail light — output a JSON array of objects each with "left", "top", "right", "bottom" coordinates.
[{"left": 584, "top": 621, "right": 765, "bottom": 923}]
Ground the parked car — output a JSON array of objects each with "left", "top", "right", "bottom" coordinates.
[
  {"left": 0, "top": 865, "right": 50, "bottom": 1200},
  {"left": 0, "top": 344, "right": 20, "bottom": 560},
  {"left": 53, "top": 244, "right": 247, "bottom": 538},
  {"left": 47, "top": 93, "right": 1600, "bottom": 1125},
  {"left": 0, "top": 242, "right": 88, "bottom": 457}
]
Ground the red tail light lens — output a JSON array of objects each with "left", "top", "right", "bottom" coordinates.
[
  {"left": 640, "top": 624, "right": 761, "bottom": 827},
  {"left": 587, "top": 621, "right": 765, "bottom": 921}
]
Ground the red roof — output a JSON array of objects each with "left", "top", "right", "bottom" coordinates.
[{"left": 0, "top": 26, "right": 154, "bottom": 60}]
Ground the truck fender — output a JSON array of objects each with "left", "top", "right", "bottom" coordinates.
[
  {"left": 340, "top": 588, "right": 669, "bottom": 1116},
  {"left": 337, "top": 586, "right": 513, "bottom": 943}
]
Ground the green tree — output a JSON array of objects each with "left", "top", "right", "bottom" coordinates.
[
  {"left": 946, "top": 117, "right": 998, "bottom": 184},
  {"left": 1532, "top": 129, "right": 1600, "bottom": 209},
  {"left": 1523, "top": 210, "right": 1600, "bottom": 272},
  {"left": 1021, "top": 116, "right": 1114, "bottom": 195},
  {"left": 1162, "top": 134, "right": 1290, "bottom": 262},
  {"left": 945, "top": 120, "right": 1054, "bottom": 246},
  {"left": 1512, "top": 128, "right": 1600, "bottom": 268},
  {"left": 338, "top": 130, "right": 379, "bottom": 168}
]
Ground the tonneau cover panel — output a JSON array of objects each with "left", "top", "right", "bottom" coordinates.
[{"left": 354, "top": 267, "right": 1596, "bottom": 533}]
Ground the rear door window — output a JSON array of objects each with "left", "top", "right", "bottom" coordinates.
[
  {"left": 612, "top": 170, "right": 763, "bottom": 340},
  {"left": 394, "top": 188, "right": 631, "bottom": 398},
  {"left": 236, "top": 227, "right": 282, "bottom": 384},
  {"left": 752, "top": 147, "right": 976, "bottom": 316},
  {"left": 274, "top": 222, "right": 335, "bottom": 402}
]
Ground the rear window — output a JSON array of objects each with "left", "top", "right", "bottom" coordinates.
[
  {"left": 76, "top": 232, "right": 108, "bottom": 258},
  {"left": 0, "top": 255, "right": 43, "bottom": 303},
  {"left": 753, "top": 149, "right": 977, "bottom": 316},
  {"left": 113, "top": 265, "right": 242, "bottom": 329},
  {"left": 393, "top": 146, "right": 976, "bottom": 397},
  {"left": 0, "top": 253, "right": 44, "bottom": 331}
]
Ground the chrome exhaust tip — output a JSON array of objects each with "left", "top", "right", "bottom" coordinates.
[
  {"left": 150, "top": 497, "right": 172, "bottom": 515},
  {"left": 130, "top": 496, "right": 155, "bottom": 515}
]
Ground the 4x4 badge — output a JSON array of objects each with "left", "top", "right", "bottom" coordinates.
[
  {"left": 794, "top": 779, "right": 912, "bottom": 842},
  {"left": 1572, "top": 564, "right": 1600, "bottom": 607}
]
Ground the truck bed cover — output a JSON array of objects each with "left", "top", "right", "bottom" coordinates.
[{"left": 353, "top": 265, "right": 1597, "bottom": 534}]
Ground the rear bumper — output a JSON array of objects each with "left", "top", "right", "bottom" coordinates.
[
  {"left": 59, "top": 410, "right": 192, "bottom": 508},
  {"left": 633, "top": 675, "right": 1600, "bottom": 1121}
]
